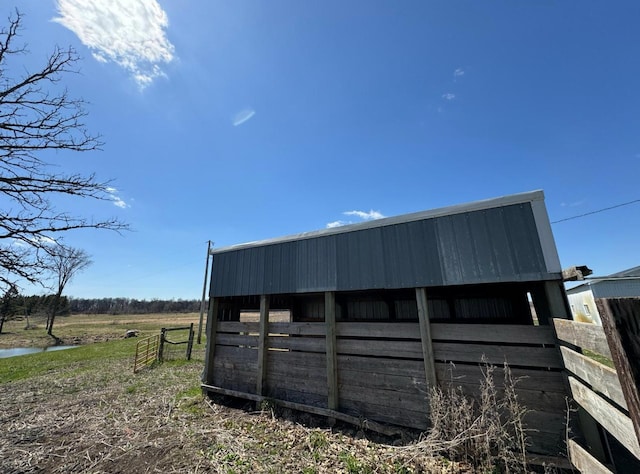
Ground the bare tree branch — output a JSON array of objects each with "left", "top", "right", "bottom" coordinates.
[
  {"left": 42, "top": 244, "right": 92, "bottom": 335},
  {"left": 0, "top": 11, "right": 128, "bottom": 292}
]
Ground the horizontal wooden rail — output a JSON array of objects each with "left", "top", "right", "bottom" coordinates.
[
  {"left": 553, "top": 318, "right": 612, "bottom": 359},
  {"left": 569, "top": 376, "right": 640, "bottom": 458},
  {"left": 202, "top": 383, "right": 402, "bottom": 437},
  {"left": 553, "top": 317, "right": 640, "bottom": 470}
]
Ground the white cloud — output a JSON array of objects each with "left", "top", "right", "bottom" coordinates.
[
  {"left": 326, "top": 209, "right": 385, "bottom": 228},
  {"left": 12, "top": 236, "right": 58, "bottom": 247},
  {"left": 344, "top": 210, "right": 385, "bottom": 220},
  {"left": 53, "top": 0, "right": 175, "bottom": 88},
  {"left": 326, "top": 221, "right": 347, "bottom": 229},
  {"left": 442, "top": 93, "right": 456, "bottom": 101},
  {"left": 106, "top": 187, "right": 130, "bottom": 209},
  {"left": 233, "top": 109, "right": 256, "bottom": 126},
  {"left": 113, "top": 197, "right": 128, "bottom": 209},
  {"left": 454, "top": 68, "right": 465, "bottom": 77}
]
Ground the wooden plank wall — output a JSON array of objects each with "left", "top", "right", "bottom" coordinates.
[
  {"left": 336, "top": 322, "right": 429, "bottom": 429},
  {"left": 213, "top": 321, "right": 259, "bottom": 393},
  {"left": 553, "top": 317, "right": 640, "bottom": 471},
  {"left": 266, "top": 322, "right": 328, "bottom": 408},
  {"left": 596, "top": 298, "right": 640, "bottom": 443},
  {"left": 431, "top": 323, "right": 566, "bottom": 456},
  {"left": 209, "top": 319, "right": 566, "bottom": 456}
]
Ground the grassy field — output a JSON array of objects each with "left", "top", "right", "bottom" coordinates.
[{"left": 0, "top": 313, "right": 465, "bottom": 473}]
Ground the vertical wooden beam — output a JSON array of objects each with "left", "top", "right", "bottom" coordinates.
[
  {"left": 545, "top": 280, "right": 570, "bottom": 320},
  {"left": 256, "top": 294, "right": 270, "bottom": 396},
  {"left": 597, "top": 297, "right": 640, "bottom": 444},
  {"left": 202, "top": 297, "right": 219, "bottom": 384},
  {"left": 325, "top": 291, "right": 338, "bottom": 410},
  {"left": 530, "top": 284, "right": 552, "bottom": 325},
  {"left": 416, "top": 287, "right": 437, "bottom": 389},
  {"left": 197, "top": 241, "right": 212, "bottom": 344}
]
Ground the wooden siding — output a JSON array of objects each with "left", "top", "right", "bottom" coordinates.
[
  {"left": 554, "top": 317, "right": 640, "bottom": 471},
  {"left": 205, "top": 319, "right": 565, "bottom": 456}
]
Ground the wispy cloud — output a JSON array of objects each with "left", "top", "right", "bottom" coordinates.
[
  {"left": 12, "top": 236, "right": 58, "bottom": 248},
  {"left": 344, "top": 210, "right": 385, "bottom": 220},
  {"left": 454, "top": 68, "right": 465, "bottom": 78},
  {"left": 442, "top": 93, "right": 456, "bottom": 101},
  {"left": 233, "top": 108, "right": 256, "bottom": 126},
  {"left": 53, "top": 0, "right": 175, "bottom": 89},
  {"left": 326, "top": 221, "right": 347, "bottom": 229},
  {"left": 326, "top": 209, "right": 385, "bottom": 228},
  {"left": 106, "top": 187, "right": 130, "bottom": 209}
]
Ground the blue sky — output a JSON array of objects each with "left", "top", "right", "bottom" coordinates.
[{"left": 10, "top": 0, "right": 640, "bottom": 299}]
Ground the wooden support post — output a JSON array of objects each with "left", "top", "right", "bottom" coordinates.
[
  {"left": 197, "top": 241, "right": 212, "bottom": 344},
  {"left": 186, "top": 323, "right": 194, "bottom": 360},
  {"left": 325, "top": 291, "right": 338, "bottom": 410},
  {"left": 597, "top": 297, "right": 640, "bottom": 444},
  {"left": 256, "top": 294, "right": 270, "bottom": 396},
  {"left": 545, "top": 280, "right": 570, "bottom": 320},
  {"left": 202, "top": 297, "right": 219, "bottom": 384},
  {"left": 415, "top": 287, "right": 437, "bottom": 389},
  {"left": 158, "top": 328, "right": 166, "bottom": 362}
]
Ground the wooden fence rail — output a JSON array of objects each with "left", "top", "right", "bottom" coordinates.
[{"left": 553, "top": 313, "right": 640, "bottom": 472}]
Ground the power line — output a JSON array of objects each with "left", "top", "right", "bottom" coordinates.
[{"left": 551, "top": 198, "right": 640, "bottom": 224}]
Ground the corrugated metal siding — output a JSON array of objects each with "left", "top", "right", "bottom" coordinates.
[
  {"left": 210, "top": 202, "right": 551, "bottom": 297},
  {"left": 592, "top": 280, "right": 640, "bottom": 298}
]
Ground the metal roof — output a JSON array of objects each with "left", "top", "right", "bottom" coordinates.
[
  {"left": 210, "top": 190, "right": 562, "bottom": 297},
  {"left": 608, "top": 266, "right": 640, "bottom": 278},
  {"left": 566, "top": 265, "right": 640, "bottom": 295}
]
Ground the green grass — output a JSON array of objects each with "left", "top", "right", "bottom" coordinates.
[
  {"left": 0, "top": 338, "right": 138, "bottom": 384},
  {"left": 583, "top": 348, "right": 615, "bottom": 369}
]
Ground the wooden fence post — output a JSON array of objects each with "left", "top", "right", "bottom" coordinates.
[
  {"left": 186, "top": 323, "right": 194, "bottom": 360},
  {"left": 325, "top": 291, "right": 338, "bottom": 410},
  {"left": 415, "top": 287, "right": 437, "bottom": 389},
  {"left": 158, "top": 328, "right": 166, "bottom": 362},
  {"left": 202, "top": 298, "right": 219, "bottom": 385},
  {"left": 256, "top": 295, "right": 270, "bottom": 396},
  {"left": 597, "top": 297, "right": 640, "bottom": 443}
]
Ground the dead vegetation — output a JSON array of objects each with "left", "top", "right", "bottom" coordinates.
[
  {"left": 0, "top": 344, "right": 467, "bottom": 473},
  {"left": 0, "top": 314, "right": 564, "bottom": 473}
]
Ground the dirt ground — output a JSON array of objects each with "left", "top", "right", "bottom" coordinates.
[
  {"left": 0, "top": 358, "right": 462, "bottom": 473},
  {"left": 0, "top": 316, "right": 465, "bottom": 473}
]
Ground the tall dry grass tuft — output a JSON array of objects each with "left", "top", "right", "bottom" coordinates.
[{"left": 417, "top": 360, "right": 531, "bottom": 473}]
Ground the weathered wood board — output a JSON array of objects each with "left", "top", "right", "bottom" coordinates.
[
  {"left": 560, "top": 346, "right": 626, "bottom": 409},
  {"left": 569, "top": 376, "right": 640, "bottom": 459},
  {"left": 553, "top": 318, "right": 612, "bottom": 359}
]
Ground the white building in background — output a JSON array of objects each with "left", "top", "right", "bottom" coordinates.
[{"left": 566, "top": 265, "right": 640, "bottom": 325}]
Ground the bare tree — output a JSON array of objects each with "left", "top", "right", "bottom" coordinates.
[
  {"left": 0, "top": 283, "right": 18, "bottom": 333},
  {"left": 0, "top": 10, "right": 126, "bottom": 292},
  {"left": 44, "top": 245, "right": 91, "bottom": 335}
]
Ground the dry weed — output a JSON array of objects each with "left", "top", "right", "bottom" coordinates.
[{"left": 406, "top": 360, "right": 533, "bottom": 473}]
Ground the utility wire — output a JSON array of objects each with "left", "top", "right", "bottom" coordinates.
[{"left": 551, "top": 198, "right": 640, "bottom": 224}]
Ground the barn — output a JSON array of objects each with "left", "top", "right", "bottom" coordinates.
[{"left": 201, "top": 190, "right": 570, "bottom": 456}]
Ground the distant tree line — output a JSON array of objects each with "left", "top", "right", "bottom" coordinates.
[
  {"left": 67, "top": 298, "right": 201, "bottom": 315},
  {"left": 0, "top": 293, "right": 201, "bottom": 330}
]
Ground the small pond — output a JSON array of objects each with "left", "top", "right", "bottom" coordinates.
[{"left": 0, "top": 345, "right": 78, "bottom": 359}]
